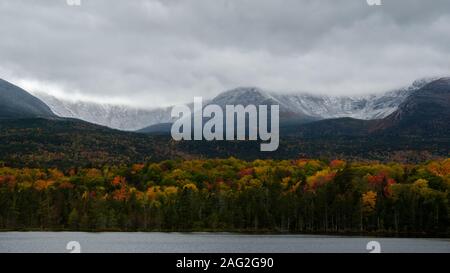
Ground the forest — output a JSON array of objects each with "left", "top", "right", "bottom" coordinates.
[
  {"left": 1, "top": 118, "right": 449, "bottom": 169},
  {"left": 0, "top": 158, "right": 448, "bottom": 236}
]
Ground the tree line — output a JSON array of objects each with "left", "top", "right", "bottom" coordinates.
[{"left": 0, "top": 158, "right": 448, "bottom": 235}]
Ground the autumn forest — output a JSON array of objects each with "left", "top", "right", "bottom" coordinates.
[{"left": 0, "top": 158, "right": 448, "bottom": 236}]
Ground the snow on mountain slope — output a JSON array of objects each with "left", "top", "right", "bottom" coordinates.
[
  {"left": 272, "top": 88, "right": 407, "bottom": 120},
  {"left": 209, "top": 78, "right": 434, "bottom": 121},
  {"left": 34, "top": 92, "right": 173, "bottom": 131},
  {"left": 210, "top": 87, "right": 277, "bottom": 107},
  {"left": 33, "top": 78, "right": 436, "bottom": 131}
]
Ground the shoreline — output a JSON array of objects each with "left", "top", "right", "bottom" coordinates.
[{"left": 1, "top": 229, "right": 448, "bottom": 239}]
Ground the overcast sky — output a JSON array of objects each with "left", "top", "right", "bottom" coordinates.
[{"left": 0, "top": 0, "right": 449, "bottom": 108}]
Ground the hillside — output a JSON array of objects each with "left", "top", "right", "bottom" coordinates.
[
  {"left": 0, "top": 79, "right": 55, "bottom": 119},
  {"left": 0, "top": 118, "right": 182, "bottom": 168}
]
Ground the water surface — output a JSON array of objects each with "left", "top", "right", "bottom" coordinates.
[{"left": 0, "top": 232, "right": 449, "bottom": 253}]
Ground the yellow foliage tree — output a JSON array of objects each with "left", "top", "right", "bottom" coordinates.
[{"left": 362, "top": 191, "right": 377, "bottom": 215}]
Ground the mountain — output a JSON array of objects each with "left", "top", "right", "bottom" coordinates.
[
  {"left": 0, "top": 77, "right": 448, "bottom": 167},
  {"left": 214, "top": 78, "right": 434, "bottom": 121},
  {"left": 189, "top": 78, "right": 434, "bottom": 121},
  {"left": 33, "top": 78, "right": 434, "bottom": 132},
  {"left": 139, "top": 79, "right": 434, "bottom": 133},
  {"left": 209, "top": 87, "right": 316, "bottom": 122},
  {"left": 282, "top": 77, "right": 450, "bottom": 137},
  {"left": 272, "top": 78, "right": 435, "bottom": 120},
  {"left": 373, "top": 77, "right": 450, "bottom": 136},
  {"left": 170, "top": 77, "right": 450, "bottom": 162},
  {"left": 0, "top": 79, "right": 56, "bottom": 119},
  {"left": 138, "top": 87, "right": 317, "bottom": 133},
  {"left": 34, "top": 92, "right": 173, "bottom": 131},
  {"left": 0, "top": 79, "right": 180, "bottom": 167}
]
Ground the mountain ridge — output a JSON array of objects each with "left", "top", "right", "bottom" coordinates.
[
  {"left": 32, "top": 78, "right": 436, "bottom": 131},
  {"left": 0, "top": 77, "right": 448, "bottom": 167}
]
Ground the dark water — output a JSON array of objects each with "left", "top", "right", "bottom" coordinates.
[{"left": 0, "top": 232, "right": 449, "bottom": 253}]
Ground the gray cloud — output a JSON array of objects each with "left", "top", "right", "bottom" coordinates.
[{"left": 0, "top": 0, "right": 449, "bottom": 107}]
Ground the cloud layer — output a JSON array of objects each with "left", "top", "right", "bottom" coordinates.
[{"left": 1, "top": 0, "right": 449, "bottom": 107}]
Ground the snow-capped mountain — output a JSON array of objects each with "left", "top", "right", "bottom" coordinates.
[
  {"left": 33, "top": 92, "right": 174, "bottom": 131},
  {"left": 293, "top": 78, "right": 434, "bottom": 119},
  {"left": 209, "top": 78, "right": 435, "bottom": 121},
  {"left": 33, "top": 78, "right": 436, "bottom": 131}
]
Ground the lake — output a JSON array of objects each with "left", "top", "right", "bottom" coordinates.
[{"left": 0, "top": 232, "right": 449, "bottom": 253}]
